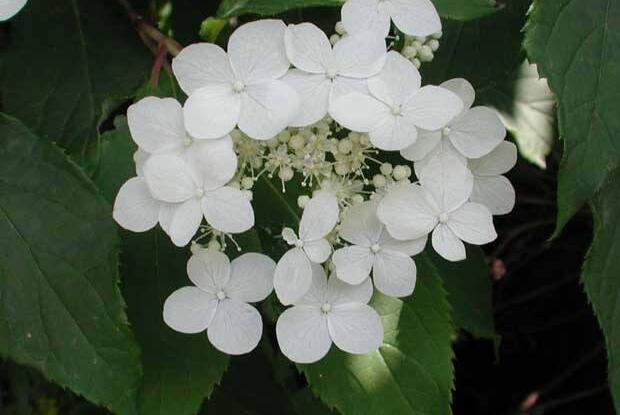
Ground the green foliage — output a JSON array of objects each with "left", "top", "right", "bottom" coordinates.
[
  {"left": 216, "top": 0, "right": 498, "bottom": 20},
  {"left": 0, "top": 0, "right": 151, "bottom": 162},
  {"left": 525, "top": 0, "right": 620, "bottom": 234},
  {"left": 302, "top": 255, "right": 454, "bottom": 415},
  {"left": 581, "top": 169, "right": 620, "bottom": 412},
  {"left": 0, "top": 114, "right": 141, "bottom": 415},
  {"left": 429, "top": 247, "right": 495, "bottom": 339}
]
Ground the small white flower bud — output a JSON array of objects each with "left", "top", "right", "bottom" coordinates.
[
  {"left": 207, "top": 240, "right": 221, "bottom": 251},
  {"left": 338, "top": 139, "right": 353, "bottom": 154},
  {"left": 334, "top": 162, "right": 350, "bottom": 176},
  {"left": 228, "top": 180, "right": 240, "bottom": 189},
  {"left": 432, "top": 31, "right": 443, "bottom": 40},
  {"left": 418, "top": 45, "right": 434, "bottom": 62},
  {"left": 380, "top": 162, "right": 393, "bottom": 176},
  {"left": 242, "top": 189, "right": 253, "bottom": 201},
  {"left": 412, "top": 40, "right": 423, "bottom": 50},
  {"left": 393, "top": 165, "right": 410, "bottom": 181},
  {"left": 329, "top": 34, "right": 341, "bottom": 46},
  {"left": 358, "top": 134, "right": 370, "bottom": 146},
  {"left": 297, "top": 195, "right": 310, "bottom": 209},
  {"left": 428, "top": 39, "right": 440, "bottom": 52},
  {"left": 278, "top": 166, "right": 294, "bottom": 181},
  {"left": 413, "top": 58, "right": 421, "bottom": 69},
  {"left": 402, "top": 46, "right": 417, "bottom": 58},
  {"left": 289, "top": 134, "right": 305, "bottom": 150},
  {"left": 266, "top": 137, "right": 279, "bottom": 148},
  {"left": 278, "top": 130, "right": 291, "bottom": 143},
  {"left": 241, "top": 177, "right": 254, "bottom": 190},
  {"left": 416, "top": 36, "right": 427, "bottom": 43},
  {"left": 351, "top": 194, "right": 364, "bottom": 205},
  {"left": 372, "top": 174, "right": 387, "bottom": 188},
  {"left": 335, "top": 21, "right": 346, "bottom": 35}
]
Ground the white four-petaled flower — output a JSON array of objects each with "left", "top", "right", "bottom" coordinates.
[
  {"left": 164, "top": 250, "right": 275, "bottom": 355},
  {"left": 283, "top": 22, "right": 386, "bottom": 127},
  {"left": 332, "top": 200, "right": 426, "bottom": 297},
  {"left": 274, "top": 192, "right": 339, "bottom": 305},
  {"left": 377, "top": 154, "right": 497, "bottom": 262},
  {"left": 173, "top": 19, "right": 300, "bottom": 140},
  {"left": 341, "top": 0, "right": 441, "bottom": 38},
  {"left": 276, "top": 264, "right": 383, "bottom": 363},
  {"left": 330, "top": 51, "right": 463, "bottom": 151},
  {"left": 469, "top": 141, "right": 518, "bottom": 215}
]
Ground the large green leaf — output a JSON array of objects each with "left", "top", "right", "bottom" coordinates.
[
  {"left": 478, "top": 60, "right": 556, "bottom": 169},
  {"left": 0, "top": 114, "right": 141, "bottom": 414},
  {"left": 301, "top": 255, "right": 454, "bottom": 415},
  {"left": 429, "top": 247, "right": 494, "bottom": 339},
  {"left": 216, "top": 0, "right": 498, "bottom": 21},
  {"left": 93, "top": 116, "right": 230, "bottom": 415},
  {"left": 0, "top": 0, "right": 151, "bottom": 161},
  {"left": 581, "top": 168, "right": 620, "bottom": 412},
  {"left": 524, "top": 0, "right": 620, "bottom": 234}
]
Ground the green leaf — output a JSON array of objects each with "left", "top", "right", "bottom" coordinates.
[
  {"left": 0, "top": 114, "right": 141, "bottom": 415},
  {"left": 0, "top": 0, "right": 151, "bottom": 161},
  {"left": 302, "top": 255, "right": 454, "bottom": 415},
  {"left": 199, "top": 17, "right": 229, "bottom": 42},
  {"left": 524, "top": 0, "right": 620, "bottom": 234},
  {"left": 429, "top": 247, "right": 495, "bottom": 339},
  {"left": 93, "top": 118, "right": 230, "bottom": 415},
  {"left": 478, "top": 60, "right": 556, "bottom": 169},
  {"left": 216, "top": 0, "right": 499, "bottom": 20},
  {"left": 581, "top": 168, "right": 620, "bottom": 412}
]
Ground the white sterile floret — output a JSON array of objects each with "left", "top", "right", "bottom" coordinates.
[
  {"left": 330, "top": 52, "right": 463, "bottom": 151},
  {"left": 332, "top": 200, "right": 426, "bottom": 297},
  {"left": 282, "top": 22, "right": 387, "bottom": 127},
  {"left": 468, "top": 141, "right": 518, "bottom": 215},
  {"left": 401, "top": 78, "right": 506, "bottom": 171},
  {"left": 274, "top": 192, "right": 339, "bottom": 305},
  {"left": 276, "top": 264, "right": 383, "bottom": 363},
  {"left": 377, "top": 154, "right": 497, "bottom": 262},
  {"left": 341, "top": 0, "right": 440, "bottom": 38},
  {"left": 141, "top": 140, "right": 254, "bottom": 246},
  {"left": 172, "top": 19, "right": 300, "bottom": 140},
  {"left": 163, "top": 250, "right": 275, "bottom": 355},
  {"left": 0, "top": 0, "right": 28, "bottom": 21}
]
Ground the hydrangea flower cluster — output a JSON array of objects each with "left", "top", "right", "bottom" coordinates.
[{"left": 113, "top": 0, "right": 515, "bottom": 362}]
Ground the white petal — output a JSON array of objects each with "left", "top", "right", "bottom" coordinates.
[
  {"left": 282, "top": 70, "right": 331, "bottom": 127},
  {"left": 158, "top": 203, "right": 176, "bottom": 234},
  {"left": 400, "top": 130, "right": 442, "bottom": 162},
  {"left": 284, "top": 22, "right": 333, "bottom": 74},
  {"left": 143, "top": 155, "right": 197, "bottom": 203},
  {"left": 403, "top": 85, "right": 463, "bottom": 131},
  {"left": 377, "top": 183, "right": 438, "bottom": 240},
  {"left": 296, "top": 264, "right": 329, "bottom": 307},
  {"left": 328, "top": 303, "right": 383, "bottom": 354},
  {"left": 332, "top": 246, "right": 374, "bottom": 285},
  {"left": 208, "top": 299, "right": 263, "bottom": 355},
  {"left": 330, "top": 92, "right": 389, "bottom": 133},
  {"left": 202, "top": 186, "right": 255, "bottom": 234},
  {"left": 167, "top": 198, "right": 203, "bottom": 247},
  {"left": 134, "top": 149, "right": 148, "bottom": 177},
  {"left": 127, "top": 97, "right": 185, "bottom": 154},
  {"left": 440, "top": 78, "right": 475, "bottom": 111},
  {"left": 276, "top": 306, "right": 332, "bottom": 363},
  {"left": 449, "top": 107, "right": 506, "bottom": 159},
  {"left": 326, "top": 276, "right": 374, "bottom": 305},
  {"left": 274, "top": 248, "right": 313, "bottom": 306},
  {"left": 468, "top": 141, "right": 518, "bottom": 176},
  {"left": 471, "top": 175, "right": 516, "bottom": 215},
  {"left": 387, "top": 0, "right": 441, "bottom": 37},
  {"left": 0, "top": 0, "right": 28, "bottom": 21},
  {"left": 368, "top": 51, "right": 421, "bottom": 107},
  {"left": 238, "top": 80, "right": 300, "bottom": 140},
  {"left": 330, "top": 76, "right": 369, "bottom": 104},
  {"left": 373, "top": 250, "right": 416, "bottom": 297},
  {"left": 183, "top": 85, "right": 241, "bottom": 139},
  {"left": 187, "top": 249, "right": 231, "bottom": 293},
  {"left": 448, "top": 202, "right": 497, "bottom": 245},
  {"left": 369, "top": 113, "right": 418, "bottom": 151},
  {"left": 113, "top": 177, "right": 160, "bottom": 232},
  {"left": 342, "top": 0, "right": 391, "bottom": 37},
  {"left": 432, "top": 224, "right": 466, "bottom": 262},
  {"left": 186, "top": 138, "right": 238, "bottom": 191},
  {"left": 339, "top": 200, "right": 383, "bottom": 246},
  {"left": 413, "top": 135, "right": 466, "bottom": 175},
  {"left": 163, "top": 287, "right": 217, "bottom": 334},
  {"left": 299, "top": 192, "right": 339, "bottom": 241},
  {"left": 172, "top": 43, "right": 235, "bottom": 94},
  {"left": 228, "top": 19, "right": 289, "bottom": 83},
  {"left": 379, "top": 231, "right": 427, "bottom": 256},
  {"left": 304, "top": 238, "right": 332, "bottom": 264},
  {"left": 227, "top": 253, "right": 276, "bottom": 302},
  {"left": 333, "top": 32, "right": 387, "bottom": 78},
  {"left": 417, "top": 151, "right": 473, "bottom": 212}
]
